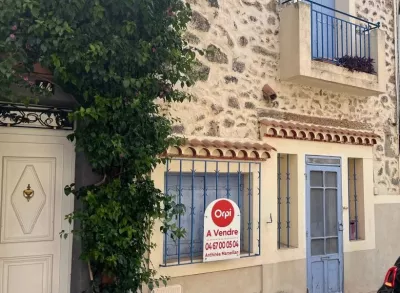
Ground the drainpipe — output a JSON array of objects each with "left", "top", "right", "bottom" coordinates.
[
  {"left": 396, "top": 0, "right": 400, "bottom": 137},
  {"left": 395, "top": 0, "right": 400, "bottom": 185}
]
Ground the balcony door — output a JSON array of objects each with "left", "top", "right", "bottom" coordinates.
[{"left": 311, "top": 0, "right": 336, "bottom": 60}]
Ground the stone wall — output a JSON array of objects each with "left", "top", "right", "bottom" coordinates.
[{"left": 168, "top": 0, "right": 399, "bottom": 194}]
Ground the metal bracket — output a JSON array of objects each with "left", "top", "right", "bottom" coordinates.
[{"left": 266, "top": 213, "right": 273, "bottom": 224}]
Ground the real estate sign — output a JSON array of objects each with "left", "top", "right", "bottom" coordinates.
[{"left": 203, "top": 198, "right": 241, "bottom": 262}]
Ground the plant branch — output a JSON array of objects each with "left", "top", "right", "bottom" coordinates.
[{"left": 94, "top": 175, "right": 107, "bottom": 187}]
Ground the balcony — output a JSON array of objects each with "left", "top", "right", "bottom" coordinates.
[{"left": 280, "top": 0, "right": 385, "bottom": 96}]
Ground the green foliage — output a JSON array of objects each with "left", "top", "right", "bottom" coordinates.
[
  {"left": 0, "top": 0, "right": 199, "bottom": 292},
  {"left": 337, "top": 55, "right": 376, "bottom": 74}
]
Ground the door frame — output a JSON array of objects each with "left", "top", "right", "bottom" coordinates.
[
  {"left": 0, "top": 127, "right": 75, "bottom": 293},
  {"left": 305, "top": 155, "right": 344, "bottom": 293}
]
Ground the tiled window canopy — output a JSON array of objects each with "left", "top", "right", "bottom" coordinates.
[{"left": 164, "top": 137, "right": 276, "bottom": 161}]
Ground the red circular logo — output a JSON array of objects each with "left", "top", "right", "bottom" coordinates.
[{"left": 211, "top": 199, "right": 235, "bottom": 227}]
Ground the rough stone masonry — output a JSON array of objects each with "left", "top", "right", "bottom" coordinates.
[{"left": 167, "top": 0, "right": 399, "bottom": 195}]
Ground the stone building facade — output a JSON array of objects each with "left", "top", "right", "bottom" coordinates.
[
  {"left": 171, "top": 0, "right": 398, "bottom": 194},
  {"left": 149, "top": 0, "right": 400, "bottom": 293},
  {"left": 0, "top": 0, "right": 397, "bottom": 292}
]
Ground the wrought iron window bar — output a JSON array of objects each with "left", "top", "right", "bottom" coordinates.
[
  {"left": 162, "top": 158, "right": 261, "bottom": 266},
  {"left": 277, "top": 154, "right": 292, "bottom": 249},
  {"left": 348, "top": 158, "right": 360, "bottom": 241}
]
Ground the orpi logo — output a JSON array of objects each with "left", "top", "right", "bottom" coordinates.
[{"left": 211, "top": 199, "right": 235, "bottom": 227}]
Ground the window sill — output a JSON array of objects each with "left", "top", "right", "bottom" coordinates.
[
  {"left": 277, "top": 245, "right": 299, "bottom": 251},
  {"left": 157, "top": 251, "right": 263, "bottom": 278},
  {"left": 161, "top": 252, "right": 259, "bottom": 267},
  {"left": 349, "top": 239, "right": 365, "bottom": 242}
]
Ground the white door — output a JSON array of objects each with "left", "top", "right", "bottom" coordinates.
[{"left": 0, "top": 131, "right": 74, "bottom": 293}]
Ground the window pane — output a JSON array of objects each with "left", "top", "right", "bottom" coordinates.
[
  {"left": 306, "top": 157, "right": 340, "bottom": 165},
  {"left": 310, "top": 171, "right": 323, "bottom": 187},
  {"left": 310, "top": 188, "right": 324, "bottom": 237},
  {"left": 325, "top": 189, "right": 338, "bottom": 236},
  {"left": 165, "top": 169, "right": 249, "bottom": 263},
  {"left": 348, "top": 158, "right": 365, "bottom": 241},
  {"left": 178, "top": 175, "right": 205, "bottom": 257},
  {"left": 311, "top": 239, "right": 325, "bottom": 256},
  {"left": 325, "top": 172, "right": 337, "bottom": 187},
  {"left": 277, "top": 153, "right": 299, "bottom": 249},
  {"left": 326, "top": 238, "right": 338, "bottom": 254}
]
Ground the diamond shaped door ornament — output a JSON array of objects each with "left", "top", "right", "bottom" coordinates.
[{"left": 11, "top": 165, "right": 46, "bottom": 234}]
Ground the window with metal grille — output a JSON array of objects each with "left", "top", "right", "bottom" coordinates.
[
  {"left": 277, "top": 153, "right": 298, "bottom": 249},
  {"left": 348, "top": 158, "right": 365, "bottom": 241},
  {"left": 162, "top": 159, "right": 261, "bottom": 266}
]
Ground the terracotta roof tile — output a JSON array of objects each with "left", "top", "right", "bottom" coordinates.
[
  {"left": 165, "top": 136, "right": 276, "bottom": 161},
  {"left": 184, "top": 137, "right": 276, "bottom": 152},
  {"left": 259, "top": 119, "right": 379, "bottom": 146}
]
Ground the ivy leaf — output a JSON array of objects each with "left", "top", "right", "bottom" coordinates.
[
  {"left": 31, "top": 7, "right": 40, "bottom": 17},
  {"left": 0, "top": 0, "right": 200, "bottom": 291},
  {"left": 123, "top": 79, "right": 130, "bottom": 88}
]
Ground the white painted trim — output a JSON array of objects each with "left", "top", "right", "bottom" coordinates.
[
  {"left": 60, "top": 139, "right": 75, "bottom": 293},
  {"left": 0, "top": 126, "right": 72, "bottom": 138}
]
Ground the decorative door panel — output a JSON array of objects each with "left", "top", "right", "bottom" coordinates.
[
  {"left": 327, "top": 259, "right": 341, "bottom": 292},
  {"left": 0, "top": 255, "right": 52, "bottom": 293},
  {"left": 311, "top": 261, "right": 324, "bottom": 293},
  {"left": 1, "top": 157, "right": 56, "bottom": 243}
]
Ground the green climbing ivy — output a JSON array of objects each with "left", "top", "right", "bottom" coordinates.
[{"left": 0, "top": 0, "right": 200, "bottom": 292}]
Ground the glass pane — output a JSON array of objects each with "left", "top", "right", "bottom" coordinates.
[
  {"left": 311, "top": 188, "right": 324, "bottom": 237},
  {"left": 306, "top": 157, "right": 341, "bottom": 165},
  {"left": 310, "top": 171, "right": 323, "bottom": 187},
  {"left": 325, "top": 172, "right": 337, "bottom": 187},
  {"left": 326, "top": 238, "right": 338, "bottom": 254},
  {"left": 325, "top": 189, "right": 338, "bottom": 236},
  {"left": 179, "top": 175, "right": 205, "bottom": 257},
  {"left": 311, "top": 239, "right": 325, "bottom": 256}
]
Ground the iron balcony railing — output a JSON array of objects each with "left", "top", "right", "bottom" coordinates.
[{"left": 282, "top": 0, "right": 380, "bottom": 62}]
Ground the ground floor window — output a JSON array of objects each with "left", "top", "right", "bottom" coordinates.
[
  {"left": 348, "top": 158, "right": 365, "bottom": 241},
  {"left": 162, "top": 159, "right": 261, "bottom": 266},
  {"left": 277, "top": 153, "right": 298, "bottom": 249}
]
